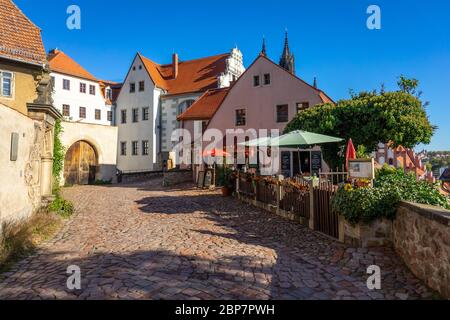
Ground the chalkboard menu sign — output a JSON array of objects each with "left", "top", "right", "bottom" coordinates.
[
  {"left": 204, "top": 169, "right": 213, "bottom": 188},
  {"left": 281, "top": 151, "right": 291, "bottom": 177},
  {"left": 197, "top": 171, "right": 205, "bottom": 188},
  {"left": 311, "top": 151, "right": 322, "bottom": 176}
]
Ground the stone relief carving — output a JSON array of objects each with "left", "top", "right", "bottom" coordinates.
[{"left": 24, "top": 122, "right": 44, "bottom": 208}]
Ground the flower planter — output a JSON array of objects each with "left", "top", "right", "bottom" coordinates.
[{"left": 221, "top": 186, "right": 232, "bottom": 197}]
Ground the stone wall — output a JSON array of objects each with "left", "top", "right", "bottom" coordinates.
[
  {"left": 162, "top": 169, "right": 193, "bottom": 187},
  {"left": 0, "top": 104, "right": 45, "bottom": 224},
  {"left": 393, "top": 201, "right": 450, "bottom": 298},
  {"left": 119, "top": 171, "right": 163, "bottom": 184},
  {"left": 338, "top": 217, "right": 392, "bottom": 247}
]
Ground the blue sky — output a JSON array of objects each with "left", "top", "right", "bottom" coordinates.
[{"left": 15, "top": 0, "right": 450, "bottom": 151}]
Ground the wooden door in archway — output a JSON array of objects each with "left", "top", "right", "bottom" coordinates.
[{"left": 64, "top": 141, "right": 97, "bottom": 185}]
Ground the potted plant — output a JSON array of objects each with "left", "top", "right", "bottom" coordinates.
[{"left": 221, "top": 169, "right": 236, "bottom": 196}]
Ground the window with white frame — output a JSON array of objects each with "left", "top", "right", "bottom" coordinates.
[
  {"left": 235, "top": 109, "right": 246, "bottom": 126},
  {"left": 142, "top": 140, "right": 149, "bottom": 156},
  {"left": 0, "top": 71, "right": 13, "bottom": 97},
  {"left": 142, "top": 107, "right": 149, "bottom": 121},
  {"left": 132, "top": 141, "right": 138, "bottom": 156},
  {"left": 132, "top": 108, "right": 139, "bottom": 123},
  {"left": 263, "top": 73, "right": 271, "bottom": 85},
  {"left": 63, "top": 79, "right": 70, "bottom": 90},
  {"left": 120, "top": 142, "right": 127, "bottom": 156},
  {"left": 253, "top": 75, "right": 260, "bottom": 87}
]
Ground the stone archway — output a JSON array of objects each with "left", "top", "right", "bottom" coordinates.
[{"left": 64, "top": 140, "right": 98, "bottom": 185}]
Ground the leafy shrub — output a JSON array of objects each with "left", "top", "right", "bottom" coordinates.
[
  {"left": 376, "top": 167, "right": 449, "bottom": 209},
  {"left": 333, "top": 166, "right": 449, "bottom": 224},
  {"left": 93, "top": 179, "right": 112, "bottom": 185},
  {"left": 48, "top": 195, "right": 74, "bottom": 218},
  {"left": 332, "top": 185, "right": 400, "bottom": 224}
]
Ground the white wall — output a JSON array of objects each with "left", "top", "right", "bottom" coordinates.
[
  {"left": 51, "top": 72, "right": 113, "bottom": 126},
  {"left": 0, "top": 104, "right": 41, "bottom": 224},
  {"left": 161, "top": 93, "right": 202, "bottom": 153},
  {"left": 60, "top": 121, "right": 118, "bottom": 185},
  {"left": 116, "top": 55, "right": 158, "bottom": 172}
]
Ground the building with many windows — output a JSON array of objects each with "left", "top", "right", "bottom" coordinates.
[
  {"left": 178, "top": 36, "right": 333, "bottom": 178},
  {"left": 116, "top": 48, "right": 244, "bottom": 173},
  {"left": 47, "top": 49, "right": 120, "bottom": 185}
]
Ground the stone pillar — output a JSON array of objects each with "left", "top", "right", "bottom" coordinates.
[
  {"left": 40, "top": 156, "right": 53, "bottom": 197},
  {"left": 28, "top": 103, "right": 61, "bottom": 203}
]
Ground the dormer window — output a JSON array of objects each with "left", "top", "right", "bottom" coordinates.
[
  {"left": 263, "top": 73, "right": 271, "bottom": 85},
  {"left": 106, "top": 88, "right": 112, "bottom": 100},
  {"left": 253, "top": 75, "right": 260, "bottom": 87}
]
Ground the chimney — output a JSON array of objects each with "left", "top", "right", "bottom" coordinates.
[{"left": 172, "top": 53, "right": 179, "bottom": 79}]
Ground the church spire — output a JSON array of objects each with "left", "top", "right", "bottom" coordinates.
[
  {"left": 279, "top": 31, "right": 295, "bottom": 74},
  {"left": 261, "top": 37, "right": 267, "bottom": 56}
]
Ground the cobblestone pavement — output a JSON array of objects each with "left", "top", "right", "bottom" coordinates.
[{"left": 0, "top": 179, "right": 433, "bottom": 300}]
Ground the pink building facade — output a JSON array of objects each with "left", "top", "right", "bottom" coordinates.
[{"left": 178, "top": 53, "right": 334, "bottom": 177}]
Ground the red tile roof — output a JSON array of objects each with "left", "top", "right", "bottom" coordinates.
[
  {"left": 177, "top": 87, "right": 229, "bottom": 121},
  {"left": 139, "top": 53, "right": 229, "bottom": 95},
  {"left": 0, "top": 0, "right": 47, "bottom": 65},
  {"left": 47, "top": 49, "right": 97, "bottom": 81}
]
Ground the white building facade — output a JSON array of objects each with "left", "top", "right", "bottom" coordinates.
[
  {"left": 116, "top": 48, "right": 244, "bottom": 173},
  {"left": 48, "top": 49, "right": 119, "bottom": 185}
]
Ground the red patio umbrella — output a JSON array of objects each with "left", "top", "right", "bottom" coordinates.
[
  {"left": 345, "top": 138, "right": 356, "bottom": 171},
  {"left": 202, "top": 149, "right": 231, "bottom": 157}
]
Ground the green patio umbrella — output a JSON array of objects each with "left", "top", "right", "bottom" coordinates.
[
  {"left": 241, "top": 130, "right": 343, "bottom": 148},
  {"left": 240, "top": 130, "right": 343, "bottom": 175}
]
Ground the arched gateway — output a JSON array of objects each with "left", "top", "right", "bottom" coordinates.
[{"left": 64, "top": 140, "right": 98, "bottom": 185}]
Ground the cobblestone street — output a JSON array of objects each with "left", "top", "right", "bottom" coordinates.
[{"left": 0, "top": 179, "right": 433, "bottom": 300}]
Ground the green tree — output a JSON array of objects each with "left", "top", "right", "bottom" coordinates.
[
  {"left": 285, "top": 77, "right": 436, "bottom": 169},
  {"left": 397, "top": 75, "right": 419, "bottom": 96}
]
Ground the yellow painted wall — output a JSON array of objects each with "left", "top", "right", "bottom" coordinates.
[{"left": 0, "top": 60, "right": 39, "bottom": 115}]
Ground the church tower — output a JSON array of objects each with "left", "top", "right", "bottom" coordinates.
[
  {"left": 279, "top": 31, "right": 295, "bottom": 74},
  {"left": 260, "top": 37, "right": 267, "bottom": 56}
]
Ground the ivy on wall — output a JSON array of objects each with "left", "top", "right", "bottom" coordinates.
[{"left": 52, "top": 119, "right": 65, "bottom": 183}]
